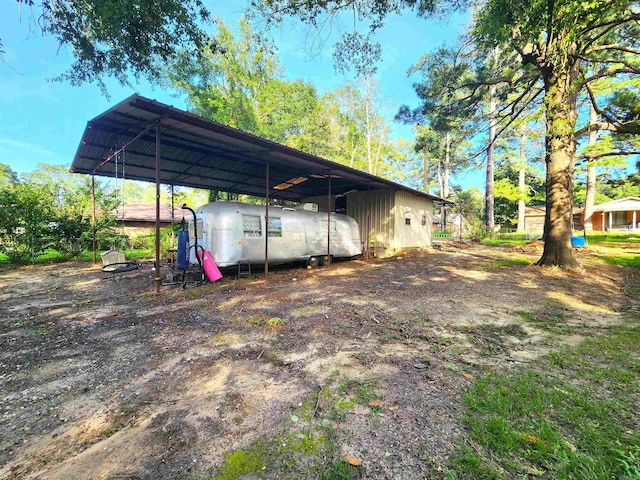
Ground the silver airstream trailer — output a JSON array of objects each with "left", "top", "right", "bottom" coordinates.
[{"left": 188, "top": 201, "right": 362, "bottom": 267}]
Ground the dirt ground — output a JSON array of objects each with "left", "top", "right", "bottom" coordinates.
[{"left": 0, "top": 243, "right": 638, "bottom": 479}]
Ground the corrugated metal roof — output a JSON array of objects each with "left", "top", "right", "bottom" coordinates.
[{"left": 71, "top": 94, "right": 448, "bottom": 204}]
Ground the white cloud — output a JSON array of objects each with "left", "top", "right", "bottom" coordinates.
[{"left": 0, "top": 138, "right": 66, "bottom": 173}]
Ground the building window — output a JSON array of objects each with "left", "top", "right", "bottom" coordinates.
[
  {"left": 267, "top": 216, "right": 282, "bottom": 237},
  {"left": 612, "top": 211, "right": 627, "bottom": 226},
  {"left": 242, "top": 214, "right": 262, "bottom": 237},
  {"left": 405, "top": 213, "right": 411, "bottom": 226},
  {"left": 422, "top": 214, "right": 427, "bottom": 226}
]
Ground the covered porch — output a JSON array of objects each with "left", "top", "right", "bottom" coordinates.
[{"left": 592, "top": 197, "right": 640, "bottom": 232}]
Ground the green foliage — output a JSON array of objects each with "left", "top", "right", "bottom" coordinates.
[
  {"left": 33, "top": 249, "right": 68, "bottom": 264},
  {"left": 254, "top": 0, "right": 640, "bottom": 270},
  {"left": 449, "top": 186, "right": 484, "bottom": 231},
  {"left": 0, "top": 164, "right": 116, "bottom": 264},
  {"left": 10, "top": 0, "right": 211, "bottom": 92},
  {"left": 493, "top": 158, "right": 545, "bottom": 225},
  {"left": 168, "top": 17, "right": 408, "bottom": 182},
  {"left": 0, "top": 163, "right": 18, "bottom": 186},
  {"left": 266, "top": 317, "right": 287, "bottom": 328},
  {"left": 477, "top": 256, "right": 530, "bottom": 267}
]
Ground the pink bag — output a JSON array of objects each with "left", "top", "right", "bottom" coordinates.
[{"left": 197, "top": 249, "right": 223, "bottom": 283}]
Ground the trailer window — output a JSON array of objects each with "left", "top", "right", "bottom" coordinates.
[
  {"left": 242, "top": 214, "right": 262, "bottom": 237},
  {"left": 422, "top": 214, "right": 427, "bottom": 226},
  {"left": 267, "top": 217, "right": 282, "bottom": 237},
  {"left": 189, "top": 219, "right": 203, "bottom": 238},
  {"left": 405, "top": 213, "right": 411, "bottom": 226}
]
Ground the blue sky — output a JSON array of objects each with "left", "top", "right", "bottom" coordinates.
[{"left": 0, "top": 1, "right": 479, "bottom": 188}]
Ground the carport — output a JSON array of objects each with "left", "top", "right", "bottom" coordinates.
[{"left": 71, "top": 94, "right": 443, "bottom": 291}]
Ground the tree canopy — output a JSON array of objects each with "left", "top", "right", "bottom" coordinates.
[
  {"left": 10, "top": 0, "right": 211, "bottom": 91},
  {"left": 254, "top": 0, "right": 640, "bottom": 268}
]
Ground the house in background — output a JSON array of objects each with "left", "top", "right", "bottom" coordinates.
[
  {"left": 524, "top": 205, "right": 584, "bottom": 233},
  {"left": 117, "top": 203, "right": 192, "bottom": 237},
  {"left": 590, "top": 197, "right": 640, "bottom": 232},
  {"left": 523, "top": 197, "right": 640, "bottom": 233}
]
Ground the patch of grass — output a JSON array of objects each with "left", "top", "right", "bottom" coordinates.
[
  {"left": 215, "top": 441, "right": 269, "bottom": 480},
  {"left": 213, "top": 392, "right": 362, "bottom": 480},
  {"left": 446, "top": 446, "right": 502, "bottom": 480},
  {"left": 478, "top": 256, "right": 531, "bottom": 268},
  {"left": 600, "top": 254, "right": 640, "bottom": 268},
  {"left": 319, "top": 460, "right": 362, "bottom": 480},
  {"left": 34, "top": 249, "right": 68, "bottom": 264},
  {"left": 268, "top": 351, "right": 288, "bottom": 367},
  {"left": 449, "top": 326, "right": 640, "bottom": 479},
  {"left": 585, "top": 233, "right": 640, "bottom": 245},
  {"left": 246, "top": 316, "right": 265, "bottom": 326},
  {"left": 337, "top": 378, "right": 380, "bottom": 405},
  {"left": 124, "top": 249, "right": 152, "bottom": 260},
  {"left": 102, "top": 426, "right": 120, "bottom": 438},
  {"left": 0, "top": 252, "right": 9, "bottom": 264},
  {"left": 481, "top": 238, "right": 529, "bottom": 247},
  {"left": 267, "top": 317, "right": 287, "bottom": 328},
  {"left": 75, "top": 250, "right": 94, "bottom": 262},
  {"left": 516, "top": 306, "right": 571, "bottom": 333},
  {"left": 495, "top": 233, "right": 530, "bottom": 241}
]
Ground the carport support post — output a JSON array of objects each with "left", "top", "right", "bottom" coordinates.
[
  {"left": 327, "top": 171, "right": 331, "bottom": 265},
  {"left": 366, "top": 182, "right": 371, "bottom": 260},
  {"left": 154, "top": 122, "right": 161, "bottom": 293},
  {"left": 265, "top": 157, "right": 269, "bottom": 276},
  {"left": 91, "top": 175, "right": 97, "bottom": 264}
]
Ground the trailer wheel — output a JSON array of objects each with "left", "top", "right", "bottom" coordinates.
[{"left": 307, "top": 256, "right": 321, "bottom": 268}]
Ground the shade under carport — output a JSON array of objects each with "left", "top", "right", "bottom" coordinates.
[{"left": 71, "top": 94, "right": 447, "bottom": 291}]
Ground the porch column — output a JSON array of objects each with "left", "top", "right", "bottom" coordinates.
[
  {"left": 633, "top": 210, "right": 637, "bottom": 229},
  {"left": 609, "top": 211, "right": 613, "bottom": 231},
  {"left": 601, "top": 212, "right": 605, "bottom": 231}
]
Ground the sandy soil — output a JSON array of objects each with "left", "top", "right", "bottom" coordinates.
[{"left": 0, "top": 243, "right": 637, "bottom": 479}]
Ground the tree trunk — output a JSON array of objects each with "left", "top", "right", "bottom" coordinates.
[
  {"left": 536, "top": 68, "right": 582, "bottom": 269},
  {"left": 517, "top": 131, "right": 526, "bottom": 232},
  {"left": 373, "top": 141, "right": 382, "bottom": 176},
  {"left": 422, "top": 153, "right": 429, "bottom": 192},
  {"left": 486, "top": 82, "right": 496, "bottom": 233},
  {"left": 583, "top": 104, "right": 598, "bottom": 233},
  {"left": 349, "top": 135, "right": 357, "bottom": 169},
  {"left": 366, "top": 98, "right": 373, "bottom": 174},
  {"left": 437, "top": 160, "right": 444, "bottom": 199},
  {"left": 443, "top": 131, "right": 450, "bottom": 199}
]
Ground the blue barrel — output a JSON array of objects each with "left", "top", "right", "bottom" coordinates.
[
  {"left": 176, "top": 229, "right": 190, "bottom": 270},
  {"left": 571, "top": 235, "right": 586, "bottom": 247}
]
